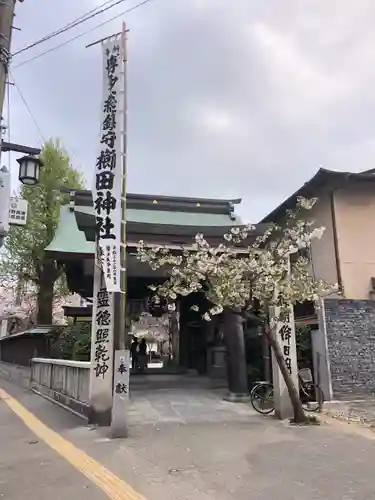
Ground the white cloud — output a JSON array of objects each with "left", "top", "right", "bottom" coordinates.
[
  {"left": 5, "top": 0, "right": 375, "bottom": 222},
  {"left": 249, "top": 22, "right": 353, "bottom": 123}
]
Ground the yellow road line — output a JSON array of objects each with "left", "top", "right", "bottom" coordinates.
[{"left": 0, "top": 388, "right": 146, "bottom": 500}]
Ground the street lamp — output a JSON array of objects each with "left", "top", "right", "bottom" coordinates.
[{"left": 17, "top": 154, "right": 43, "bottom": 186}]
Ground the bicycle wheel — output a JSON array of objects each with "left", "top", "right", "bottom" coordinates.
[
  {"left": 301, "top": 383, "right": 324, "bottom": 412},
  {"left": 250, "top": 382, "right": 275, "bottom": 415}
]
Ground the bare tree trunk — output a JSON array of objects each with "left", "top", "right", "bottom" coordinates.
[
  {"left": 262, "top": 330, "right": 271, "bottom": 382},
  {"left": 222, "top": 308, "right": 248, "bottom": 400},
  {"left": 264, "top": 325, "right": 307, "bottom": 423},
  {"left": 37, "top": 262, "right": 55, "bottom": 325},
  {"left": 170, "top": 310, "right": 179, "bottom": 362}
]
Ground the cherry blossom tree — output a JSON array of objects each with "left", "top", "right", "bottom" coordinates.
[
  {"left": 0, "top": 286, "right": 69, "bottom": 335},
  {"left": 137, "top": 197, "right": 337, "bottom": 423}
]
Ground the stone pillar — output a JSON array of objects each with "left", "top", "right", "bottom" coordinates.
[
  {"left": 313, "top": 299, "right": 333, "bottom": 401},
  {"left": 88, "top": 261, "right": 115, "bottom": 426},
  {"left": 111, "top": 350, "right": 130, "bottom": 438},
  {"left": 271, "top": 306, "right": 299, "bottom": 419}
]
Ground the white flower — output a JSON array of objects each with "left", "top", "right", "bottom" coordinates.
[
  {"left": 135, "top": 196, "right": 336, "bottom": 320},
  {"left": 209, "top": 305, "right": 223, "bottom": 316}
]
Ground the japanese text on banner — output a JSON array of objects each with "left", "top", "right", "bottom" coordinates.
[
  {"left": 93, "top": 37, "right": 123, "bottom": 292},
  {"left": 279, "top": 311, "right": 294, "bottom": 376},
  {"left": 93, "top": 286, "right": 113, "bottom": 379}
]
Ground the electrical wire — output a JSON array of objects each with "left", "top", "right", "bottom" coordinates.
[
  {"left": 9, "top": 70, "right": 45, "bottom": 144},
  {"left": 13, "top": 0, "right": 156, "bottom": 70},
  {"left": 36, "top": 0, "right": 116, "bottom": 37},
  {"left": 12, "top": 0, "right": 128, "bottom": 57}
]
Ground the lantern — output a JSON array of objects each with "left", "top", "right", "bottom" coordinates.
[{"left": 17, "top": 155, "right": 43, "bottom": 186}]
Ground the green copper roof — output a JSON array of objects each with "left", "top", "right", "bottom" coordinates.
[
  {"left": 46, "top": 195, "right": 243, "bottom": 257},
  {"left": 75, "top": 205, "right": 242, "bottom": 226},
  {"left": 45, "top": 205, "right": 94, "bottom": 255}
]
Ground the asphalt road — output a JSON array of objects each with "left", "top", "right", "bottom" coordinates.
[
  {"left": 2, "top": 376, "right": 375, "bottom": 500},
  {"left": 0, "top": 381, "right": 107, "bottom": 500}
]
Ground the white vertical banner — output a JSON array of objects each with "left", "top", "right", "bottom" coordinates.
[
  {"left": 0, "top": 167, "right": 11, "bottom": 234},
  {"left": 93, "top": 35, "right": 124, "bottom": 292},
  {"left": 89, "top": 258, "right": 115, "bottom": 417}
]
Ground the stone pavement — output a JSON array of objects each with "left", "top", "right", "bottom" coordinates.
[
  {"left": 325, "top": 396, "right": 375, "bottom": 427},
  {"left": 2, "top": 377, "right": 375, "bottom": 500},
  {"left": 128, "top": 388, "right": 255, "bottom": 426}
]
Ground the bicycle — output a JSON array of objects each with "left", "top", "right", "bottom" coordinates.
[{"left": 250, "top": 368, "right": 324, "bottom": 415}]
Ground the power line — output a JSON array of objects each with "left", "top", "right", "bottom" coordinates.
[
  {"left": 38, "top": 0, "right": 116, "bottom": 37},
  {"left": 12, "top": 0, "right": 128, "bottom": 57},
  {"left": 9, "top": 70, "right": 45, "bottom": 144},
  {"left": 13, "top": 0, "right": 156, "bottom": 70}
]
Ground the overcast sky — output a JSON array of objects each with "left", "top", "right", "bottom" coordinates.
[{"left": 4, "top": 0, "right": 375, "bottom": 222}]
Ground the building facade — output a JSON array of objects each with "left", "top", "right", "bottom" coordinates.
[{"left": 262, "top": 168, "right": 375, "bottom": 399}]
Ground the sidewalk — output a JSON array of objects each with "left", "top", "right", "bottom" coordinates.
[
  {"left": 325, "top": 396, "right": 375, "bottom": 428},
  {"left": 0, "top": 382, "right": 107, "bottom": 500},
  {"left": 2, "top": 378, "right": 375, "bottom": 500},
  {"left": 0, "top": 361, "right": 31, "bottom": 388}
]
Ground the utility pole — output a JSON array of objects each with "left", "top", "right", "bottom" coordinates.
[
  {"left": 0, "top": 0, "right": 16, "bottom": 142},
  {"left": 0, "top": 1, "right": 43, "bottom": 249}
]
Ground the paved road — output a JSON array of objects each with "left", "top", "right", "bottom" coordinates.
[
  {"left": 2, "top": 377, "right": 375, "bottom": 499},
  {"left": 0, "top": 382, "right": 107, "bottom": 500}
]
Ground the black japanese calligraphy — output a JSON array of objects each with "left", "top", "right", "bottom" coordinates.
[
  {"left": 97, "top": 288, "right": 110, "bottom": 308},
  {"left": 285, "top": 357, "right": 292, "bottom": 375},
  {"left": 96, "top": 216, "right": 116, "bottom": 240},
  {"left": 100, "top": 130, "right": 116, "bottom": 149},
  {"left": 96, "top": 328, "right": 109, "bottom": 343},
  {"left": 103, "top": 92, "right": 117, "bottom": 114},
  {"left": 95, "top": 343, "right": 109, "bottom": 363},
  {"left": 117, "top": 362, "right": 127, "bottom": 375},
  {"left": 94, "top": 191, "right": 117, "bottom": 216},
  {"left": 107, "top": 74, "right": 118, "bottom": 91},
  {"left": 283, "top": 345, "right": 290, "bottom": 357},
  {"left": 115, "top": 382, "right": 128, "bottom": 395},
  {"left": 96, "top": 308, "right": 111, "bottom": 326},
  {"left": 96, "top": 149, "right": 116, "bottom": 171},
  {"left": 280, "top": 311, "right": 290, "bottom": 323},
  {"left": 102, "top": 112, "right": 116, "bottom": 131},
  {"left": 106, "top": 51, "right": 119, "bottom": 75},
  {"left": 280, "top": 324, "right": 291, "bottom": 343},
  {"left": 96, "top": 171, "right": 114, "bottom": 191},
  {"left": 95, "top": 362, "right": 109, "bottom": 378},
  {"left": 93, "top": 41, "right": 122, "bottom": 290}
]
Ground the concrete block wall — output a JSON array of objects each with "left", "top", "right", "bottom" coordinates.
[
  {"left": 324, "top": 299, "right": 375, "bottom": 398},
  {"left": 31, "top": 358, "right": 90, "bottom": 417}
]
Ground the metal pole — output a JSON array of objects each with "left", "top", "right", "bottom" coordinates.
[{"left": 0, "top": 0, "right": 15, "bottom": 145}]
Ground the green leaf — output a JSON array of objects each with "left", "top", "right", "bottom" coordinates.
[{"left": 0, "top": 139, "right": 84, "bottom": 311}]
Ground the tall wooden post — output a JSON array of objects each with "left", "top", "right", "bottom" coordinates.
[{"left": 111, "top": 22, "right": 129, "bottom": 438}]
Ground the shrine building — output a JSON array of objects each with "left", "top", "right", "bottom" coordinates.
[{"left": 45, "top": 189, "right": 263, "bottom": 376}]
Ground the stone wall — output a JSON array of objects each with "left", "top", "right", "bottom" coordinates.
[{"left": 324, "top": 299, "right": 375, "bottom": 397}]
